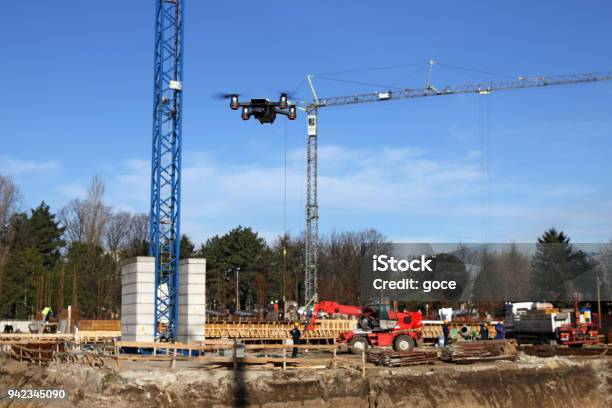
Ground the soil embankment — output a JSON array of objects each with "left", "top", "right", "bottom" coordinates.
[{"left": 0, "top": 356, "right": 610, "bottom": 407}]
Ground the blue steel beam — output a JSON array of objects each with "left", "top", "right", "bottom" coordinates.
[{"left": 149, "top": 0, "right": 184, "bottom": 342}]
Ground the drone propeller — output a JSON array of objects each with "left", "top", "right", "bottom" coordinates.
[
  {"left": 270, "top": 89, "right": 297, "bottom": 99},
  {"left": 211, "top": 92, "right": 241, "bottom": 100}
]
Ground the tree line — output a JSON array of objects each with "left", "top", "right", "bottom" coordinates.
[{"left": 0, "top": 173, "right": 610, "bottom": 320}]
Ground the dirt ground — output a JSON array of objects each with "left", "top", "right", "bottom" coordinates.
[{"left": 1, "top": 354, "right": 610, "bottom": 408}]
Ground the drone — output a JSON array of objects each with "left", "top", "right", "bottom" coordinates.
[{"left": 217, "top": 93, "right": 297, "bottom": 124}]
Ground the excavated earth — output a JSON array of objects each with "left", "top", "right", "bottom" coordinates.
[{"left": 0, "top": 355, "right": 610, "bottom": 407}]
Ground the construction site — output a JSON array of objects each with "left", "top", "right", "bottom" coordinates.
[{"left": 1, "top": 1, "right": 612, "bottom": 407}]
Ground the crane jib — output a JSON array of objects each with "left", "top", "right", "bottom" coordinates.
[{"left": 311, "top": 72, "right": 612, "bottom": 109}]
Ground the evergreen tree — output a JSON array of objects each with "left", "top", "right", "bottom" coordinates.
[
  {"left": 29, "top": 202, "right": 65, "bottom": 269},
  {"left": 199, "top": 226, "right": 271, "bottom": 309},
  {"left": 0, "top": 213, "right": 32, "bottom": 317},
  {"left": 531, "top": 228, "right": 594, "bottom": 300},
  {"left": 1, "top": 246, "right": 44, "bottom": 319},
  {"left": 180, "top": 234, "right": 195, "bottom": 259}
]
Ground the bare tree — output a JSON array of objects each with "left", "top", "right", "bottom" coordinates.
[
  {"left": 125, "top": 213, "right": 150, "bottom": 257},
  {"left": 60, "top": 198, "right": 87, "bottom": 243},
  {"left": 318, "top": 228, "right": 386, "bottom": 304},
  {"left": 105, "top": 212, "right": 131, "bottom": 258},
  {"left": 84, "top": 176, "right": 109, "bottom": 246},
  {"left": 0, "top": 175, "right": 20, "bottom": 299},
  {"left": 0, "top": 175, "right": 19, "bottom": 233},
  {"left": 60, "top": 176, "right": 111, "bottom": 246}
]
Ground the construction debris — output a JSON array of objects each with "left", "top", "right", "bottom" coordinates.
[
  {"left": 367, "top": 349, "right": 438, "bottom": 366},
  {"left": 440, "top": 339, "right": 518, "bottom": 363}
]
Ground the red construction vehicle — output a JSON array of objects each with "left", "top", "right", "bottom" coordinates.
[
  {"left": 557, "top": 302, "right": 599, "bottom": 347},
  {"left": 305, "top": 301, "right": 422, "bottom": 353}
]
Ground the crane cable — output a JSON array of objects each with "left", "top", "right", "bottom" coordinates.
[
  {"left": 478, "top": 94, "right": 491, "bottom": 242},
  {"left": 282, "top": 119, "right": 288, "bottom": 303}
]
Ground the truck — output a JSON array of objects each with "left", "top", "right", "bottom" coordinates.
[
  {"left": 507, "top": 302, "right": 598, "bottom": 347},
  {"left": 305, "top": 301, "right": 422, "bottom": 353}
]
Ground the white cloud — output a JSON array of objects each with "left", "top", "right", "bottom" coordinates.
[
  {"left": 0, "top": 155, "right": 59, "bottom": 175},
  {"left": 57, "top": 184, "right": 87, "bottom": 200},
  {"left": 57, "top": 142, "right": 608, "bottom": 244},
  {"left": 97, "top": 144, "right": 486, "bottom": 243}
]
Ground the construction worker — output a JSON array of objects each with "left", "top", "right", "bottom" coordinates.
[
  {"left": 480, "top": 323, "right": 489, "bottom": 340},
  {"left": 42, "top": 306, "right": 51, "bottom": 323},
  {"left": 290, "top": 322, "right": 301, "bottom": 358},
  {"left": 442, "top": 321, "right": 450, "bottom": 346},
  {"left": 495, "top": 321, "right": 505, "bottom": 339}
]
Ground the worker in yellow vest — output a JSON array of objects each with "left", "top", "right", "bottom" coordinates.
[{"left": 42, "top": 306, "right": 51, "bottom": 323}]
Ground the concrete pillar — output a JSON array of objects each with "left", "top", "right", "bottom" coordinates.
[
  {"left": 178, "top": 258, "right": 206, "bottom": 344},
  {"left": 121, "top": 257, "right": 155, "bottom": 342}
]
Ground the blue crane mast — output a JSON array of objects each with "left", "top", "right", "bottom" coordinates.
[{"left": 149, "top": 0, "right": 184, "bottom": 342}]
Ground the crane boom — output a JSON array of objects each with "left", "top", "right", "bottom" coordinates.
[
  {"left": 310, "top": 71, "right": 612, "bottom": 109},
  {"left": 302, "top": 69, "right": 612, "bottom": 307}
]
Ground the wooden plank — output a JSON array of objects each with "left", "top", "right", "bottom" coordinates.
[
  {"left": 0, "top": 333, "right": 73, "bottom": 340},
  {"left": 192, "top": 356, "right": 330, "bottom": 364},
  {"left": 116, "top": 355, "right": 188, "bottom": 362},
  {"left": 113, "top": 341, "right": 339, "bottom": 352},
  {"left": 243, "top": 344, "right": 337, "bottom": 350}
]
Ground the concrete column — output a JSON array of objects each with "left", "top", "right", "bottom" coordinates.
[
  {"left": 178, "top": 258, "right": 206, "bottom": 344},
  {"left": 121, "top": 257, "right": 155, "bottom": 342}
]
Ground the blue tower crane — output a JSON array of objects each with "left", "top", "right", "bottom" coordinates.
[{"left": 149, "top": 0, "right": 184, "bottom": 342}]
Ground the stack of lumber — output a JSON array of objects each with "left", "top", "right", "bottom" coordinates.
[
  {"left": 367, "top": 349, "right": 438, "bottom": 366},
  {"left": 441, "top": 339, "right": 517, "bottom": 363}
]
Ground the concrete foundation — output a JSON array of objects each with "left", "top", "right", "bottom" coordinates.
[
  {"left": 178, "top": 258, "right": 206, "bottom": 343},
  {"left": 121, "top": 256, "right": 206, "bottom": 343},
  {"left": 121, "top": 257, "right": 155, "bottom": 342}
]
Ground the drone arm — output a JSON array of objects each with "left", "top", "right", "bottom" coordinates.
[{"left": 274, "top": 105, "right": 297, "bottom": 120}]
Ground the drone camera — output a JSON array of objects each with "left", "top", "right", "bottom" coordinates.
[
  {"left": 279, "top": 93, "right": 288, "bottom": 109},
  {"left": 241, "top": 107, "right": 250, "bottom": 120},
  {"left": 230, "top": 95, "right": 239, "bottom": 110}
]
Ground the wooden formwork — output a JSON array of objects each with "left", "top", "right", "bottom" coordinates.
[
  {"left": 305, "top": 319, "right": 357, "bottom": 339},
  {"left": 204, "top": 319, "right": 357, "bottom": 339},
  {"left": 205, "top": 321, "right": 291, "bottom": 339},
  {"left": 0, "top": 332, "right": 119, "bottom": 345},
  {"left": 3, "top": 320, "right": 499, "bottom": 343},
  {"left": 76, "top": 330, "right": 121, "bottom": 343},
  {"left": 79, "top": 320, "right": 121, "bottom": 331}
]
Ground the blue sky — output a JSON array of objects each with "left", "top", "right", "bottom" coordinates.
[{"left": 1, "top": 1, "right": 612, "bottom": 245}]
